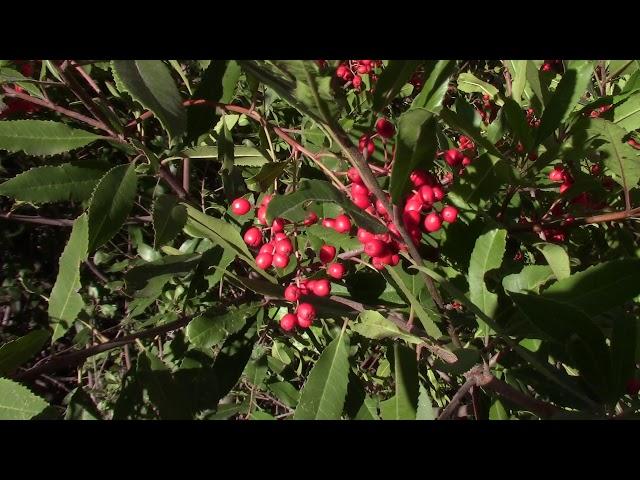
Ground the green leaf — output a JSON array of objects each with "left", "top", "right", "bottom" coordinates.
[
  {"left": 535, "top": 61, "right": 594, "bottom": 145},
  {"left": 0, "top": 120, "right": 101, "bottom": 156},
  {"left": 0, "top": 66, "right": 45, "bottom": 98},
  {"left": 265, "top": 179, "right": 386, "bottom": 234},
  {"left": 0, "top": 161, "right": 109, "bottom": 204},
  {"left": 64, "top": 387, "right": 102, "bottom": 420},
  {"left": 152, "top": 194, "right": 187, "bottom": 249},
  {"left": 489, "top": 399, "right": 509, "bottom": 419},
  {"left": 372, "top": 60, "right": 421, "bottom": 112},
  {"left": 181, "top": 145, "right": 269, "bottom": 166},
  {"left": 124, "top": 253, "right": 200, "bottom": 294},
  {"left": 385, "top": 265, "right": 443, "bottom": 339},
  {"left": 137, "top": 351, "right": 192, "bottom": 419},
  {"left": 353, "top": 310, "right": 423, "bottom": 344},
  {"left": 49, "top": 214, "right": 89, "bottom": 343},
  {"left": 380, "top": 344, "right": 419, "bottom": 420},
  {"left": 186, "top": 304, "right": 260, "bottom": 350},
  {"left": 294, "top": 329, "right": 350, "bottom": 420},
  {"left": 610, "top": 317, "right": 637, "bottom": 400},
  {"left": 525, "top": 60, "right": 548, "bottom": 107},
  {"left": 390, "top": 108, "right": 437, "bottom": 203},
  {"left": 305, "top": 224, "right": 361, "bottom": 252},
  {"left": 416, "top": 383, "right": 435, "bottom": 420},
  {"left": 511, "top": 292, "right": 611, "bottom": 398},
  {"left": 505, "top": 60, "right": 527, "bottom": 106},
  {"left": 111, "top": 60, "right": 186, "bottom": 145},
  {"left": 502, "top": 97, "right": 532, "bottom": 151},
  {"left": 355, "top": 396, "right": 380, "bottom": 420},
  {"left": 0, "top": 330, "right": 50, "bottom": 376},
  {"left": 468, "top": 228, "right": 507, "bottom": 331},
  {"left": 246, "top": 161, "right": 289, "bottom": 191},
  {"left": 411, "top": 60, "right": 457, "bottom": 113},
  {"left": 87, "top": 163, "right": 138, "bottom": 251},
  {"left": 267, "top": 381, "right": 300, "bottom": 408},
  {"left": 186, "top": 60, "right": 241, "bottom": 143},
  {"left": 502, "top": 265, "right": 554, "bottom": 294},
  {"left": 542, "top": 259, "right": 640, "bottom": 316},
  {"left": 535, "top": 243, "right": 570, "bottom": 280},
  {"left": 457, "top": 72, "right": 500, "bottom": 101},
  {"left": 586, "top": 118, "right": 640, "bottom": 189},
  {"left": 0, "top": 377, "right": 49, "bottom": 420},
  {"left": 613, "top": 91, "right": 640, "bottom": 132}
]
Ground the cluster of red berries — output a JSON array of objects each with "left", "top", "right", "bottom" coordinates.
[
  {"left": 476, "top": 94, "right": 497, "bottom": 124},
  {"left": 586, "top": 103, "right": 613, "bottom": 118},
  {"left": 335, "top": 60, "right": 383, "bottom": 91},
  {"left": 525, "top": 108, "right": 541, "bottom": 128},
  {"left": 357, "top": 117, "right": 396, "bottom": 159},
  {"left": 279, "top": 303, "right": 317, "bottom": 332},
  {"left": 540, "top": 60, "right": 563, "bottom": 74}
]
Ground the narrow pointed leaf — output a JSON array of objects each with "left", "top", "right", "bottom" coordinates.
[
  {"left": 380, "top": 344, "right": 419, "bottom": 420},
  {"left": 0, "top": 120, "right": 100, "bottom": 156},
  {"left": 0, "top": 378, "right": 49, "bottom": 420},
  {"left": 152, "top": 194, "right": 187, "bottom": 248}
]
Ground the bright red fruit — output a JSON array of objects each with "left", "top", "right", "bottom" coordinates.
[
  {"left": 243, "top": 227, "right": 262, "bottom": 247},
  {"left": 255, "top": 253, "right": 273, "bottom": 270},
  {"left": 274, "top": 232, "right": 288, "bottom": 242},
  {"left": 359, "top": 135, "right": 375, "bottom": 157},
  {"left": 351, "top": 183, "right": 370, "bottom": 197},
  {"left": 404, "top": 195, "right": 423, "bottom": 212},
  {"left": 410, "top": 169, "right": 430, "bottom": 187},
  {"left": 432, "top": 186, "right": 444, "bottom": 202},
  {"left": 549, "top": 166, "right": 566, "bottom": 182},
  {"left": 284, "top": 285, "right": 300, "bottom": 302},
  {"left": 304, "top": 211, "right": 319, "bottom": 226},
  {"left": 259, "top": 242, "right": 274, "bottom": 255},
  {"left": 352, "top": 193, "right": 371, "bottom": 209},
  {"left": 310, "top": 279, "right": 331, "bottom": 297},
  {"left": 418, "top": 185, "right": 434, "bottom": 204},
  {"left": 441, "top": 206, "right": 458, "bottom": 223},
  {"left": 444, "top": 149, "right": 463, "bottom": 167},
  {"left": 402, "top": 210, "right": 421, "bottom": 228},
  {"left": 375, "top": 198, "right": 388, "bottom": 216},
  {"left": 319, "top": 244, "right": 337, "bottom": 264},
  {"left": 296, "top": 303, "right": 316, "bottom": 327},
  {"left": 334, "top": 214, "right": 352, "bottom": 233},
  {"left": 271, "top": 217, "right": 286, "bottom": 233},
  {"left": 423, "top": 213, "right": 442, "bottom": 232},
  {"left": 347, "top": 167, "right": 363, "bottom": 184},
  {"left": 364, "top": 239, "right": 386, "bottom": 257},
  {"left": 273, "top": 253, "right": 290, "bottom": 269},
  {"left": 327, "top": 262, "right": 346, "bottom": 279},
  {"left": 352, "top": 75, "right": 362, "bottom": 89},
  {"left": 261, "top": 194, "right": 273, "bottom": 206},
  {"left": 231, "top": 197, "right": 251, "bottom": 215},
  {"left": 280, "top": 313, "right": 297, "bottom": 332},
  {"left": 375, "top": 118, "right": 395, "bottom": 138},
  {"left": 357, "top": 228, "right": 374, "bottom": 244},
  {"left": 275, "top": 238, "right": 293, "bottom": 255},
  {"left": 257, "top": 206, "right": 268, "bottom": 225},
  {"left": 322, "top": 218, "right": 336, "bottom": 229}
]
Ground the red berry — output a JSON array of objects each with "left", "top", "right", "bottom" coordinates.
[
  {"left": 359, "top": 135, "right": 375, "bottom": 156},
  {"left": 261, "top": 194, "right": 273, "bottom": 206},
  {"left": 357, "top": 228, "right": 374, "bottom": 244},
  {"left": 423, "top": 213, "right": 442, "bottom": 232},
  {"left": 259, "top": 242, "right": 275, "bottom": 255},
  {"left": 304, "top": 211, "right": 319, "bottom": 226},
  {"left": 364, "top": 239, "right": 386, "bottom": 257},
  {"left": 371, "top": 256, "right": 386, "bottom": 270},
  {"left": 441, "top": 206, "right": 458, "bottom": 223},
  {"left": 271, "top": 217, "right": 286, "bottom": 233},
  {"left": 444, "top": 149, "right": 463, "bottom": 167},
  {"left": 351, "top": 183, "right": 370, "bottom": 197},
  {"left": 404, "top": 194, "right": 423, "bottom": 212},
  {"left": 352, "top": 75, "right": 362, "bottom": 89},
  {"left": 352, "top": 193, "right": 371, "bottom": 209},
  {"left": 243, "top": 227, "right": 262, "bottom": 248},
  {"left": 255, "top": 252, "right": 273, "bottom": 270},
  {"left": 275, "top": 238, "right": 293, "bottom": 255},
  {"left": 375, "top": 197, "right": 388, "bottom": 216},
  {"left": 389, "top": 254, "right": 400, "bottom": 266},
  {"left": 402, "top": 210, "right": 421, "bottom": 228},
  {"left": 334, "top": 214, "right": 352, "bottom": 233},
  {"left": 284, "top": 285, "right": 300, "bottom": 302},
  {"left": 296, "top": 302, "right": 316, "bottom": 327},
  {"left": 336, "top": 65, "right": 348, "bottom": 78},
  {"left": 322, "top": 218, "right": 336, "bottom": 229},
  {"left": 549, "top": 166, "right": 565, "bottom": 183},
  {"left": 280, "top": 313, "right": 297, "bottom": 332},
  {"left": 273, "top": 253, "right": 290, "bottom": 269},
  {"left": 590, "top": 164, "right": 601, "bottom": 175},
  {"left": 559, "top": 182, "right": 572, "bottom": 194},
  {"left": 432, "top": 186, "right": 444, "bottom": 202},
  {"left": 257, "top": 205, "right": 268, "bottom": 225},
  {"left": 418, "top": 185, "right": 435, "bottom": 205},
  {"left": 231, "top": 197, "right": 251, "bottom": 216},
  {"left": 375, "top": 118, "right": 395, "bottom": 138},
  {"left": 273, "top": 232, "right": 288, "bottom": 242},
  {"left": 347, "top": 167, "right": 363, "bottom": 184},
  {"left": 327, "top": 262, "right": 346, "bottom": 280},
  {"left": 319, "top": 244, "right": 337, "bottom": 264},
  {"left": 410, "top": 170, "right": 429, "bottom": 187},
  {"left": 311, "top": 278, "right": 331, "bottom": 297}
]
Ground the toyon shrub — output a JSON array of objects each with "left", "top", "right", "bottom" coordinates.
[{"left": 0, "top": 59, "right": 639, "bottom": 420}]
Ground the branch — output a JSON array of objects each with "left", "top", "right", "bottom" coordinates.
[
  {"left": 509, "top": 207, "right": 640, "bottom": 232},
  {"left": 0, "top": 212, "right": 151, "bottom": 228}
]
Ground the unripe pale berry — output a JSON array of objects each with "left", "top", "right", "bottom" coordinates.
[
  {"left": 284, "top": 285, "right": 300, "bottom": 302},
  {"left": 334, "top": 214, "right": 352, "bottom": 233},
  {"left": 441, "top": 206, "right": 458, "bottom": 223},
  {"left": 280, "top": 313, "right": 297, "bottom": 332},
  {"left": 364, "top": 239, "right": 386, "bottom": 257},
  {"left": 243, "top": 227, "right": 262, "bottom": 248},
  {"left": 231, "top": 197, "right": 251, "bottom": 215},
  {"left": 423, "top": 213, "right": 442, "bottom": 232},
  {"left": 327, "top": 262, "right": 346, "bottom": 279},
  {"left": 375, "top": 118, "right": 395, "bottom": 138},
  {"left": 255, "top": 252, "right": 273, "bottom": 270},
  {"left": 319, "top": 244, "right": 336, "bottom": 264}
]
